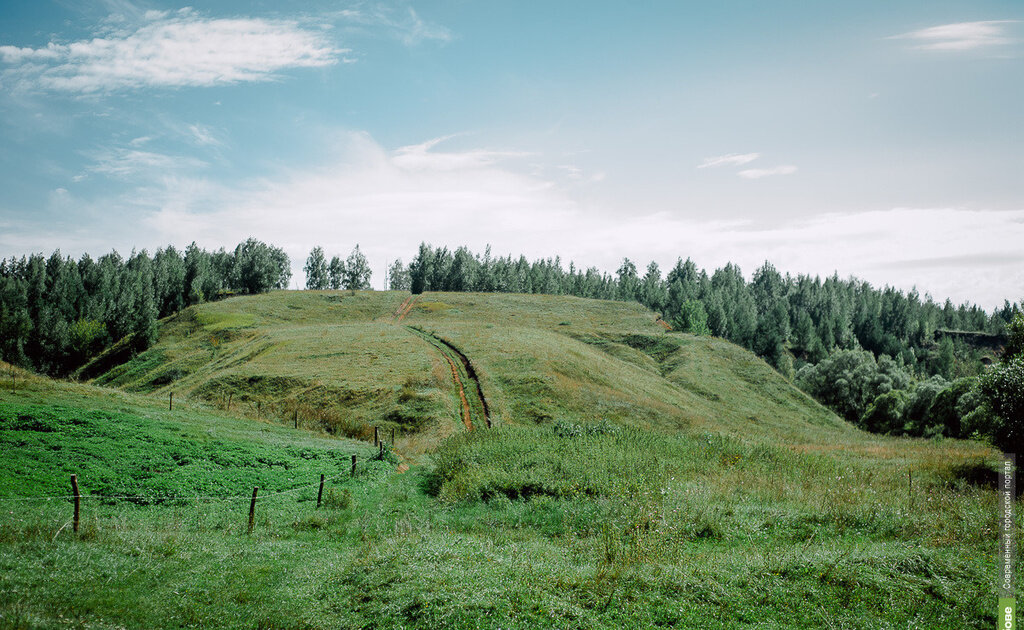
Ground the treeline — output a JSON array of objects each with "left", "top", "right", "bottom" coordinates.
[{"left": 0, "top": 239, "right": 290, "bottom": 375}]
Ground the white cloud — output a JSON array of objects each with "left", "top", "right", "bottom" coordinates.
[
  {"left": 891, "top": 20, "right": 1018, "bottom": 51},
  {"left": 3, "top": 133, "right": 1021, "bottom": 308},
  {"left": 88, "top": 148, "right": 208, "bottom": 178},
  {"left": 187, "top": 124, "right": 222, "bottom": 147},
  {"left": 697, "top": 153, "right": 760, "bottom": 168},
  {"left": 0, "top": 9, "right": 343, "bottom": 93},
  {"left": 737, "top": 165, "right": 798, "bottom": 179},
  {"left": 391, "top": 136, "right": 530, "bottom": 171}
]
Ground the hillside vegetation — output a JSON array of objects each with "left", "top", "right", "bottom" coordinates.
[
  {"left": 86, "top": 290, "right": 859, "bottom": 450},
  {"left": 0, "top": 291, "right": 1009, "bottom": 629}
]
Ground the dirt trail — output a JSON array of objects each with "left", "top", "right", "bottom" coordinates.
[
  {"left": 404, "top": 326, "right": 491, "bottom": 430},
  {"left": 429, "top": 333, "right": 491, "bottom": 424},
  {"left": 442, "top": 352, "right": 474, "bottom": 430},
  {"left": 394, "top": 295, "right": 419, "bottom": 322}
]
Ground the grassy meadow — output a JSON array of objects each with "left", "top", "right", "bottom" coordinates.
[{"left": 0, "top": 290, "right": 1014, "bottom": 628}]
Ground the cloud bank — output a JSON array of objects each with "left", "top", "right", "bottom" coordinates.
[{"left": 0, "top": 9, "right": 343, "bottom": 93}]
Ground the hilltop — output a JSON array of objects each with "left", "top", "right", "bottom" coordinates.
[{"left": 84, "top": 290, "right": 855, "bottom": 450}]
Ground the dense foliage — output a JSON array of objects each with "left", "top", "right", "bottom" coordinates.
[{"left": 0, "top": 239, "right": 290, "bottom": 375}]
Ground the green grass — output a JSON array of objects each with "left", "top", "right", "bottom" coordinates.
[{"left": 0, "top": 290, "right": 1015, "bottom": 628}]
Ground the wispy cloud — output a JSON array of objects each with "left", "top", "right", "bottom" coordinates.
[
  {"left": 0, "top": 8, "right": 344, "bottom": 93},
  {"left": 87, "top": 148, "right": 207, "bottom": 178},
  {"left": 737, "top": 165, "right": 798, "bottom": 179},
  {"left": 391, "top": 136, "right": 530, "bottom": 171},
  {"left": 890, "top": 20, "right": 1019, "bottom": 51},
  {"left": 334, "top": 5, "right": 451, "bottom": 46},
  {"left": 187, "top": 124, "right": 223, "bottom": 147},
  {"left": 697, "top": 153, "right": 760, "bottom": 169}
]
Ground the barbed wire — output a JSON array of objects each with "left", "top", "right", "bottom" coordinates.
[{"left": 0, "top": 469, "right": 353, "bottom": 504}]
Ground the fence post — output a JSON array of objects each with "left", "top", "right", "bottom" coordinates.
[
  {"left": 351, "top": 454, "right": 357, "bottom": 477},
  {"left": 248, "top": 488, "right": 258, "bottom": 534},
  {"left": 169, "top": 391, "right": 174, "bottom": 411},
  {"left": 317, "top": 474, "right": 325, "bottom": 509},
  {"left": 227, "top": 392, "right": 233, "bottom": 411},
  {"left": 70, "top": 474, "right": 80, "bottom": 534},
  {"left": 294, "top": 409, "right": 298, "bottom": 430},
  {"left": 257, "top": 401, "right": 261, "bottom": 421},
  {"left": 908, "top": 469, "right": 913, "bottom": 506},
  {"left": 374, "top": 426, "right": 379, "bottom": 447},
  {"left": 379, "top": 441, "right": 384, "bottom": 458}
]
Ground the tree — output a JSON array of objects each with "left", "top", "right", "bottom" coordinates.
[
  {"left": 343, "top": 245, "right": 372, "bottom": 290},
  {"left": 638, "top": 262, "right": 668, "bottom": 313},
  {"left": 978, "top": 312, "right": 1024, "bottom": 454},
  {"left": 153, "top": 246, "right": 185, "bottom": 317},
  {"left": 328, "top": 256, "right": 345, "bottom": 290},
  {"left": 304, "top": 247, "right": 329, "bottom": 290},
  {"left": 861, "top": 390, "right": 907, "bottom": 434},
  {"left": 616, "top": 258, "right": 638, "bottom": 302},
  {"left": 409, "top": 243, "right": 432, "bottom": 294},
  {"left": 230, "top": 238, "right": 290, "bottom": 294},
  {"left": 388, "top": 259, "right": 411, "bottom": 291},
  {"left": 674, "top": 300, "right": 710, "bottom": 336},
  {"left": 795, "top": 349, "right": 911, "bottom": 424}
]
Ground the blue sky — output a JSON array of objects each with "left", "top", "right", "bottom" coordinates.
[{"left": 1, "top": 1, "right": 1022, "bottom": 307}]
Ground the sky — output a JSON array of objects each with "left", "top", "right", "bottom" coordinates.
[{"left": 0, "top": 1, "right": 1022, "bottom": 308}]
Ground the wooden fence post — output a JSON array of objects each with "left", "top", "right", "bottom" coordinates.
[
  {"left": 169, "top": 391, "right": 174, "bottom": 411},
  {"left": 351, "top": 454, "right": 357, "bottom": 477},
  {"left": 374, "top": 426, "right": 379, "bottom": 447},
  {"left": 294, "top": 409, "right": 298, "bottom": 430},
  {"left": 908, "top": 469, "right": 913, "bottom": 506},
  {"left": 70, "top": 474, "right": 80, "bottom": 534},
  {"left": 248, "top": 488, "right": 258, "bottom": 534},
  {"left": 379, "top": 441, "right": 384, "bottom": 458},
  {"left": 317, "top": 474, "right": 325, "bottom": 509}
]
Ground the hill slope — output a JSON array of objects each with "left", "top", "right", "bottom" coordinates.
[
  {"left": 86, "top": 290, "right": 856, "bottom": 451},
  {"left": 1, "top": 290, "right": 1005, "bottom": 629}
]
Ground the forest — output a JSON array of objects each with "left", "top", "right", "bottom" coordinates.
[{"left": 1, "top": 239, "right": 1020, "bottom": 455}]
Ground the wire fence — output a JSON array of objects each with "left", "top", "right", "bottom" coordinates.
[{"left": 0, "top": 474, "right": 344, "bottom": 504}]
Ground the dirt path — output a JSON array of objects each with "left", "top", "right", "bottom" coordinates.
[
  {"left": 404, "top": 326, "right": 491, "bottom": 430},
  {"left": 394, "top": 295, "right": 419, "bottom": 322}
]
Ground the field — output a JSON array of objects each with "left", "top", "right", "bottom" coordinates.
[{"left": 0, "top": 290, "right": 1011, "bottom": 629}]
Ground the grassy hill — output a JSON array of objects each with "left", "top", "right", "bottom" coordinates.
[
  {"left": 85, "top": 290, "right": 859, "bottom": 449},
  {"left": 0, "top": 291, "right": 1008, "bottom": 629}
]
